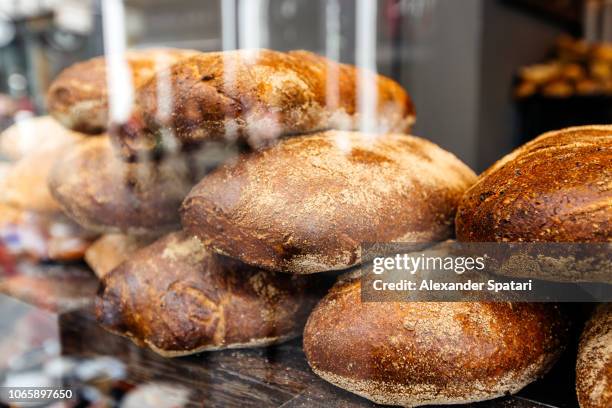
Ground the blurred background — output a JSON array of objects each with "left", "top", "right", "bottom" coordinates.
[{"left": 0, "top": 0, "right": 609, "bottom": 172}]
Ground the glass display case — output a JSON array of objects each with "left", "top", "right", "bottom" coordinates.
[{"left": 0, "top": 1, "right": 609, "bottom": 407}]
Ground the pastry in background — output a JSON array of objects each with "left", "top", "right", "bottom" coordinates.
[
  {"left": 47, "top": 48, "right": 200, "bottom": 134},
  {"left": 48, "top": 136, "right": 229, "bottom": 236},
  {"left": 96, "top": 231, "right": 324, "bottom": 357},
  {"left": 0, "top": 115, "right": 84, "bottom": 161},
  {"left": 576, "top": 303, "right": 612, "bottom": 408},
  {"left": 85, "top": 234, "right": 155, "bottom": 279},
  {"left": 117, "top": 49, "right": 415, "bottom": 157},
  {"left": 303, "top": 275, "right": 568, "bottom": 407},
  {"left": 181, "top": 131, "right": 476, "bottom": 274}
]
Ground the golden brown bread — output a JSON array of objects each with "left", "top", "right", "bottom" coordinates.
[
  {"left": 96, "top": 231, "right": 323, "bottom": 357},
  {"left": 303, "top": 276, "right": 568, "bottom": 407},
  {"left": 0, "top": 116, "right": 85, "bottom": 160},
  {"left": 181, "top": 131, "right": 476, "bottom": 274},
  {"left": 48, "top": 136, "right": 215, "bottom": 235},
  {"left": 117, "top": 49, "right": 415, "bottom": 156},
  {"left": 47, "top": 49, "right": 199, "bottom": 133},
  {"left": 84, "top": 233, "right": 155, "bottom": 279},
  {"left": 456, "top": 125, "right": 612, "bottom": 243},
  {"left": 576, "top": 303, "right": 612, "bottom": 408}
]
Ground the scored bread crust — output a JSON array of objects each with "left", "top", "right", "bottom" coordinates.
[
  {"left": 47, "top": 48, "right": 199, "bottom": 134},
  {"left": 303, "top": 278, "right": 568, "bottom": 407},
  {"left": 456, "top": 125, "right": 612, "bottom": 242},
  {"left": 116, "top": 49, "right": 415, "bottom": 156},
  {"left": 180, "top": 130, "right": 476, "bottom": 274},
  {"left": 95, "top": 231, "right": 322, "bottom": 356},
  {"left": 576, "top": 303, "right": 612, "bottom": 408},
  {"left": 48, "top": 136, "right": 208, "bottom": 236}
]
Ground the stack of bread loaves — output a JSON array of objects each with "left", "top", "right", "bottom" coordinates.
[{"left": 45, "top": 48, "right": 575, "bottom": 406}]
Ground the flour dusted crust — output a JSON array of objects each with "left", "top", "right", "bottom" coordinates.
[
  {"left": 47, "top": 49, "right": 199, "bottom": 133},
  {"left": 48, "top": 136, "right": 209, "bottom": 235},
  {"left": 456, "top": 125, "right": 612, "bottom": 243},
  {"left": 577, "top": 303, "right": 612, "bottom": 408},
  {"left": 96, "top": 231, "right": 322, "bottom": 357},
  {"left": 303, "top": 278, "right": 568, "bottom": 407},
  {"left": 116, "top": 49, "right": 415, "bottom": 156},
  {"left": 181, "top": 130, "right": 476, "bottom": 274}
]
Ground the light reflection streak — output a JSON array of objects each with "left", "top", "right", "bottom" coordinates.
[{"left": 356, "top": 0, "right": 378, "bottom": 138}]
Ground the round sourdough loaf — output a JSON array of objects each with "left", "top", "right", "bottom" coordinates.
[
  {"left": 456, "top": 125, "right": 611, "bottom": 243},
  {"left": 576, "top": 303, "right": 612, "bottom": 408},
  {"left": 303, "top": 277, "right": 568, "bottom": 407},
  {"left": 47, "top": 48, "right": 199, "bottom": 134},
  {"left": 181, "top": 131, "right": 476, "bottom": 274},
  {"left": 48, "top": 136, "right": 210, "bottom": 236},
  {"left": 96, "top": 231, "right": 323, "bottom": 357}
]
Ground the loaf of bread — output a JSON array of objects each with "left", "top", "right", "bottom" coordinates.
[
  {"left": 456, "top": 125, "right": 611, "bottom": 242},
  {"left": 0, "top": 116, "right": 84, "bottom": 160},
  {"left": 116, "top": 49, "right": 415, "bottom": 156},
  {"left": 85, "top": 233, "right": 154, "bottom": 278},
  {"left": 47, "top": 49, "right": 199, "bottom": 134},
  {"left": 576, "top": 303, "right": 612, "bottom": 408},
  {"left": 48, "top": 136, "right": 212, "bottom": 235},
  {"left": 181, "top": 131, "right": 476, "bottom": 274},
  {"left": 303, "top": 276, "right": 568, "bottom": 407},
  {"left": 96, "top": 231, "right": 322, "bottom": 357}
]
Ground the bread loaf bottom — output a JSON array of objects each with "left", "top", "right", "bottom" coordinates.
[
  {"left": 303, "top": 277, "right": 568, "bottom": 407},
  {"left": 96, "top": 231, "right": 323, "bottom": 357},
  {"left": 577, "top": 303, "right": 612, "bottom": 408},
  {"left": 181, "top": 131, "right": 476, "bottom": 274}
]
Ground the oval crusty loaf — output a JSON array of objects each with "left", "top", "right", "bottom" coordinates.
[
  {"left": 84, "top": 233, "right": 155, "bottom": 279},
  {"left": 96, "top": 231, "right": 323, "bottom": 357},
  {"left": 576, "top": 303, "right": 612, "bottom": 408},
  {"left": 456, "top": 125, "right": 611, "bottom": 243},
  {"left": 48, "top": 136, "right": 209, "bottom": 236},
  {"left": 47, "top": 48, "right": 199, "bottom": 134},
  {"left": 0, "top": 115, "right": 84, "bottom": 160},
  {"left": 181, "top": 131, "right": 476, "bottom": 274},
  {"left": 303, "top": 276, "right": 568, "bottom": 407},
  {"left": 117, "top": 49, "right": 415, "bottom": 156}
]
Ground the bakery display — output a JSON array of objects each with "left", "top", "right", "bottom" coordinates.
[
  {"left": 96, "top": 231, "right": 323, "bottom": 357},
  {"left": 303, "top": 275, "right": 569, "bottom": 407},
  {"left": 117, "top": 49, "right": 415, "bottom": 156},
  {"left": 181, "top": 130, "right": 476, "bottom": 274},
  {"left": 47, "top": 48, "right": 199, "bottom": 134},
  {"left": 576, "top": 303, "right": 612, "bottom": 408},
  {"left": 48, "top": 136, "right": 214, "bottom": 236}
]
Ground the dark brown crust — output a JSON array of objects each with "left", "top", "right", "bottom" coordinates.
[
  {"left": 48, "top": 137, "right": 206, "bottom": 235},
  {"left": 576, "top": 303, "right": 612, "bottom": 408},
  {"left": 47, "top": 49, "right": 199, "bottom": 134},
  {"left": 95, "top": 231, "right": 323, "bottom": 356},
  {"left": 116, "top": 49, "right": 415, "bottom": 156},
  {"left": 456, "top": 125, "right": 612, "bottom": 242},
  {"left": 180, "top": 131, "right": 476, "bottom": 274},
  {"left": 303, "top": 277, "right": 568, "bottom": 406}
]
